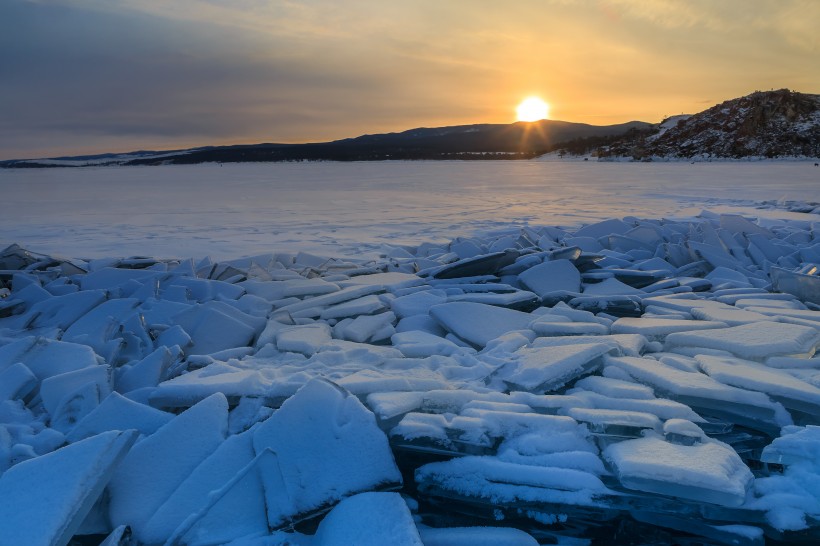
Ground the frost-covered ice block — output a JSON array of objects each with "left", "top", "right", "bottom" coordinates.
[
  {"left": 429, "top": 250, "right": 519, "bottom": 280},
  {"left": 333, "top": 311, "right": 396, "bottom": 343},
  {"left": 280, "top": 278, "right": 340, "bottom": 298},
  {"left": 21, "top": 289, "right": 107, "bottom": 330},
  {"left": 108, "top": 393, "right": 228, "bottom": 540},
  {"left": 319, "top": 294, "right": 386, "bottom": 320},
  {"left": 0, "top": 362, "right": 37, "bottom": 401},
  {"left": 566, "top": 407, "right": 661, "bottom": 436},
  {"left": 611, "top": 317, "right": 727, "bottom": 341},
  {"left": 697, "top": 355, "right": 820, "bottom": 415},
  {"left": 390, "top": 290, "right": 447, "bottom": 318},
  {"left": 583, "top": 277, "right": 645, "bottom": 296},
  {"left": 340, "top": 271, "right": 424, "bottom": 290},
  {"left": 141, "top": 428, "right": 267, "bottom": 545},
  {"left": 40, "top": 365, "right": 111, "bottom": 418},
  {"left": 252, "top": 379, "right": 401, "bottom": 528},
  {"left": 275, "top": 284, "right": 386, "bottom": 316},
  {"left": 760, "top": 425, "right": 820, "bottom": 465},
  {"left": 392, "top": 330, "right": 476, "bottom": 358},
  {"left": 517, "top": 259, "right": 581, "bottom": 298},
  {"left": 66, "top": 392, "right": 173, "bottom": 443},
  {"left": 61, "top": 298, "right": 140, "bottom": 355},
  {"left": 115, "top": 346, "right": 179, "bottom": 393},
  {"left": 665, "top": 321, "right": 820, "bottom": 360},
  {"left": 689, "top": 306, "right": 772, "bottom": 326},
  {"left": 574, "top": 218, "right": 632, "bottom": 239},
  {"left": 528, "top": 316, "right": 609, "bottom": 336},
  {"left": 568, "top": 389, "right": 704, "bottom": 423},
  {"left": 276, "top": 323, "right": 332, "bottom": 355},
  {"left": 607, "top": 356, "right": 791, "bottom": 432},
  {"left": 604, "top": 433, "right": 753, "bottom": 507},
  {"left": 0, "top": 430, "right": 137, "bottom": 546},
  {"left": 446, "top": 289, "right": 539, "bottom": 310},
  {"left": 312, "top": 492, "right": 422, "bottom": 546},
  {"left": 171, "top": 305, "right": 259, "bottom": 355},
  {"left": 0, "top": 336, "right": 100, "bottom": 379},
  {"left": 429, "top": 302, "right": 533, "bottom": 348},
  {"left": 416, "top": 456, "right": 611, "bottom": 507},
  {"left": 79, "top": 267, "right": 162, "bottom": 291},
  {"left": 532, "top": 333, "right": 648, "bottom": 357},
  {"left": 418, "top": 526, "right": 539, "bottom": 546},
  {"left": 496, "top": 343, "right": 614, "bottom": 392},
  {"left": 150, "top": 363, "right": 270, "bottom": 408}
]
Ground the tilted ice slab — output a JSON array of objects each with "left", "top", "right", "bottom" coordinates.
[
  {"left": 604, "top": 433, "right": 754, "bottom": 507},
  {"left": 696, "top": 355, "right": 820, "bottom": 415},
  {"left": 665, "top": 321, "right": 820, "bottom": 360},
  {"left": 494, "top": 343, "right": 616, "bottom": 392},
  {"left": 611, "top": 317, "right": 728, "bottom": 341},
  {"left": 108, "top": 393, "right": 229, "bottom": 542},
  {"left": 416, "top": 456, "right": 613, "bottom": 507},
  {"left": 0, "top": 430, "right": 137, "bottom": 546},
  {"left": 607, "top": 356, "right": 791, "bottom": 431},
  {"left": 252, "top": 379, "right": 402, "bottom": 528},
  {"left": 429, "top": 302, "right": 533, "bottom": 348},
  {"left": 312, "top": 492, "right": 423, "bottom": 546}
]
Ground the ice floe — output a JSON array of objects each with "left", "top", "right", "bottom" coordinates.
[{"left": 3, "top": 207, "right": 820, "bottom": 544}]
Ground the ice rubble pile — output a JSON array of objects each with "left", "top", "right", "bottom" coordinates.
[{"left": 2, "top": 211, "right": 820, "bottom": 545}]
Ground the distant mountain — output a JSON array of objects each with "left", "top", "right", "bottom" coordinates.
[
  {"left": 598, "top": 89, "right": 820, "bottom": 160},
  {"left": 0, "top": 120, "right": 652, "bottom": 167}
]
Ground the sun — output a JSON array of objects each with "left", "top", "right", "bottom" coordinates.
[{"left": 516, "top": 97, "right": 550, "bottom": 122}]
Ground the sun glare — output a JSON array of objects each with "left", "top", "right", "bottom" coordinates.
[{"left": 516, "top": 97, "right": 550, "bottom": 122}]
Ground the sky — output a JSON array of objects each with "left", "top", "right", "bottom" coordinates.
[{"left": 1, "top": 0, "right": 818, "bottom": 160}]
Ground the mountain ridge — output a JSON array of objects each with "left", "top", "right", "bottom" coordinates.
[{"left": 4, "top": 89, "right": 819, "bottom": 167}]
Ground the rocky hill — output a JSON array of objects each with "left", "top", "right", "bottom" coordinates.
[{"left": 600, "top": 89, "right": 820, "bottom": 160}]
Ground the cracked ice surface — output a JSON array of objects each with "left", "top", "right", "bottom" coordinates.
[{"left": 1, "top": 163, "right": 820, "bottom": 545}]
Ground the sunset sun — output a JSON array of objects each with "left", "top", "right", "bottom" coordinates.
[{"left": 516, "top": 97, "right": 550, "bottom": 122}]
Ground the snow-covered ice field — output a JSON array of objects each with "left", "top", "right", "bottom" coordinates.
[
  {"left": 2, "top": 160, "right": 820, "bottom": 545},
  {"left": 2, "top": 161, "right": 818, "bottom": 260}
]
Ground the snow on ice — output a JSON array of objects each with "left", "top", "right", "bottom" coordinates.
[{"left": 2, "top": 163, "right": 820, "bottom": 544}]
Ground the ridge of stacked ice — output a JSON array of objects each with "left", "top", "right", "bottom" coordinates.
[{"left": 2, "top": 210, "right": 820, "bottom": 544}]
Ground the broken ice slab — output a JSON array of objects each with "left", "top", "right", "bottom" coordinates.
[
  {"left": 392, "top": 330, "right": 476, "bottom": 358},
  {"left": 140, "top": 428, "right": 267, "bottom": 545},
  {"left": 445, "top": 288, "right": 539, "bottom": 311},
  {"left": 493, "top": 343, "right": 615, "bottom": 392},
  {"left": 312, "top": 492, "right": 423, "bottom": 546},
  {"left": 517, "top": 259, "right": 581, "bottom": 298},
  {"left": 611, "top": 317, "right": 728, "bottom": 341},
  {"left": 108, "top": 393, "right": 229, "bottom": 541},
  {"left": 567, "top": 295, "right": 643, "bottom": 317},
  {"left": 149, "top": 363, "right": 272, "bottom": 408},
  {"left": 567, "top": 388, "right": 705, "bottom": 423},
  {"left": 0, "top": 362, "right": 38, "bottom": 401},
  {"left": 429, "top": 302, "right": 534, "bottom": 348},
  {"left": 416, "top": 456, "right": 614, "bottom": 508},
  {"left": 0, "top": 336, "right": 98, "bottom": 381},
  {"left": 66, "top": 392, "right": 173, "bottom": 443},
  {"left": 697, "top": 355, "right": 820, "bottom": 417},
  {"left": 531, "top": 333, "right": 648, "bottom": 357},
  {"left": 604, "top": 433, "right": 753, "bottom": 507},
  {"left": 252, "top": 379, "right": 401, "bottom": 529},
  {"left": 528, "top": 316, "right": 609, "bottom": 337},
  {"left": 665, "top": 321, "right": 820, "bottom": 361},
  {"left": 565, "top": 407, "right": 661, "bottom": 439},
  {"left": 0, "top": 430, "right": 137, "bottom": 546},
  {"left": 426, "top": 250, "right": 519, "bottom": 280},
  {"left": 274, "top": 323, "right": 331, "bottom": 355},
  {"left": 607, "top": 356, "right": 791, "bottom": 434},
  {"left": 171, "top": 302, "right": 264, "bottom": 355}
]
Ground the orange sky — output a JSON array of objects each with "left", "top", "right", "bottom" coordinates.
[{"left": 2, "top": 0, "right": 818, "bottom": 159}]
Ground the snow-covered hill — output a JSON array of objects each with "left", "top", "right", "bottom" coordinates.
[{"left": 627, "top": 89, "right": 820, "bottom": 160}]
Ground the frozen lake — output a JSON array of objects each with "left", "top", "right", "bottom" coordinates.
[{"left": 2, "top": 160, "right": 819, "bottom": 260}]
